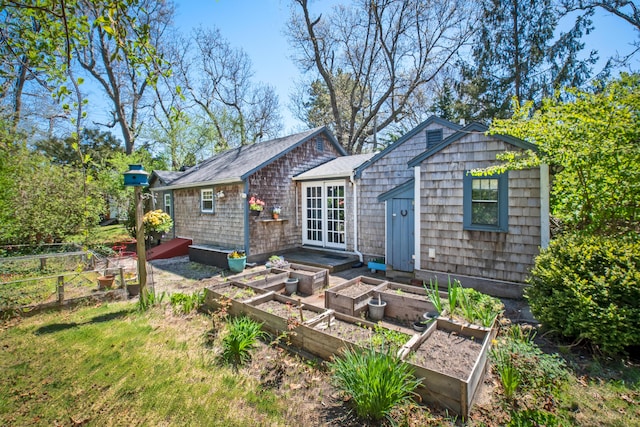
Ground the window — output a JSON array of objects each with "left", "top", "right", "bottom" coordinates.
[
  {"left": 164, "top": 193, "right": 171, "bottom": 216},
  {"left": 201, "top": 189, "right": 214, "bottom": 213},
  {"left": 463, "top": 172, "right": 508, "bottom": 231}
]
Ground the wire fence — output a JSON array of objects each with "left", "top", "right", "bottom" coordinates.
[{"left": 0, "top": 249, "right": 143, "bottom": 315}]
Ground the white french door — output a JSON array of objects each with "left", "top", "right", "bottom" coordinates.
[{"left": 302, "top": 181, "right": 346, "bottom": 249}]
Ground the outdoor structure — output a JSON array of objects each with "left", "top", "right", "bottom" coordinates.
[
  {"left": 151, "top": 117, "right": 548, "bottom": 295},
  {"left": 149, "top": 127, "right": 347, "bottom": 266},
  {"left": 353, "top": 116, "right": 548, "bottom": 297}
]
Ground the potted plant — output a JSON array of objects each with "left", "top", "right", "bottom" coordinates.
[
  {"left": 143, "top": 209, "right": 173, "bottom": 246},
  {"left": 249, "top": 196, "right": 265, "bottom": 216},
  {"left": 227, "top": 250, "right": 247, "bottom": 273},
  {"left": 271, "top": 206, "right": 281, "bottom": 219}
]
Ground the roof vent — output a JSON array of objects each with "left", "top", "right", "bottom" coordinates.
[{"left": 426, "top": 129, "right": 443, "bottom": 148}]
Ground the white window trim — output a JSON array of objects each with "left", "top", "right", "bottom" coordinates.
[
  {"left": 164, "top": 193, "right": 171, "bottom": 215},
  {"left": 201, "top": 189, "right": 214, "bottom": 213}
]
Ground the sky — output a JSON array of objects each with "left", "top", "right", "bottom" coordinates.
[{"left": 169, "top": 0, "right": 639, "bottom": 132}]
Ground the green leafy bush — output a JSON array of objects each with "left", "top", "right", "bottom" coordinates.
[
  {"left": 526, "top": 233, "right": 640, "bottom": 354},
  {"left": 328, "top": 346, "right": 421, "bottom": 422},
  {"left": 491, "top": 325, "right": 568, "bottom": 404},
  {"left": 170, "top": 291, "right": 204, "bottom": 315}
]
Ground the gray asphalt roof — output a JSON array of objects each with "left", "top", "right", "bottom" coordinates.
[
  {"left": 160, "top": 127, "right": 333, "bottom": 189},
  {"left": 153, "top": 170, "right": 183, "bottom": 185},
  {"left": 293, "top": 153, "right": 375, "bottom": 180}
]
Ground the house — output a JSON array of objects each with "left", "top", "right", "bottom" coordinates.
[
  {"left": 353, "top": 116, "right": 549, "bottom": 297},
  {"left": 152, "top": 117, "right": 548, "bottom": 297},
  {"left": 149, "top": 127, "right": 347, "bottom": 265}
]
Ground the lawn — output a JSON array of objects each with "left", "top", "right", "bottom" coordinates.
[
  {"left": 1, "top": 298, "right": 639, "bottom": 426},
  {"left": 0, "top": 302, "right": 290, "bottom": 426}
]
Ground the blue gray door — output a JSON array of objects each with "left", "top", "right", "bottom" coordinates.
[{"left": 388, "top": 198, "right": 414, "bottom": 272}]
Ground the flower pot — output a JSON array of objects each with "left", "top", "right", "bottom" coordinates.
[
  {"left": 413, "top": 320, "right": 431, "bottom": 332},
  {"left": 272, "top": 213, "right": 279, "bottom": 219},
  {"left": 367, "top": 298, "right": 387, "bottom": 321},
  {"left": 98, "top": 275, "right": 115, "bottom": 290},
  {"left": 127, "top": 283, "right": 140, "bottom": 297},
  {"left": 250, "top": 210, "right": 261, "bottom": 217},
  {"left": 285, "top": 278, "right": 299, "bottom": 295},
  {"left": 227, "top": 255, "right": 247, "bottom": 273}
]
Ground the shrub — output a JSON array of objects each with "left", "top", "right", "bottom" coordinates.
[
  {"left": 526, "top": 233, "right": 640, "bottom": 354},
  {"left": 328, "top": 346, "right": 421, "bottom": 422},
  {"left": 491, "top": 325, "right": 568, "bottom": 405}
]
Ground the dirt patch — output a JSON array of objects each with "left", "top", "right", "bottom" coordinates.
[
  {"left": 148, "top": 256, "right": 222, "bottom": 295},
  {"left": 255, "top": 299, "right": 321, "bottom": 323},
  {"left": 408, "top": 328, "right": 483, "bottom": 380},
  {"left": 335, "top": 281, "right": 376, "bottom": 297}
]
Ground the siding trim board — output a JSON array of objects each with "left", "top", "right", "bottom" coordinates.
[{"left": 378, "top": 179, "right": 414, "bottom": 202}]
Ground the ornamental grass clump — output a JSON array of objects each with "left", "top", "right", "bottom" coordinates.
[
  {"left": 328, "top": 346, "right": 421, "bottom": 422},
  {"left": 222, "top": 316, "right": 266, "bottom": 371}
]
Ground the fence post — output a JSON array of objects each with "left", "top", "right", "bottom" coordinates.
[
  {"left": 57, "top": 275, "right": 64, "bottom": 304},
  {"left": 119, "top": 267, "right": 125, "bottom": 290},
  {"left": 40, "top": 257, "right": 47, "bottom": 271}
]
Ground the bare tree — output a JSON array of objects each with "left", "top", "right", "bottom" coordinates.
[
  {"left": 174, "top": 27, "right": 282, "bottom": 150},
  {"left": 287, "top": 0, "right": 477, "bottom": 154},
  {"left": 561, "top": 0, "right": 640, "bottom": 65},
  {"left": 75, "top": 0, "right": 173, "bottom": 154}
]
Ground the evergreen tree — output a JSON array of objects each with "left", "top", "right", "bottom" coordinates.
[{"left": 452, "top": 0, "right": 597, "bottom": 121}]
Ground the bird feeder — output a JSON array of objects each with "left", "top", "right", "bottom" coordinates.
[{"left": 124, "top": 164, "right": 149, "bottom": 187}]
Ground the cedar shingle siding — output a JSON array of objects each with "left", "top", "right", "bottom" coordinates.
[
  {"left": 173, "top": 183, "right": 245, "bottom": 248},
  {"left": 357, "top": 122, "right": 459, "bottom": 258},
  {"left": 416, "top": 131, "right": 540, "bottom": 284},
  {"left": 248, "top": 135, "right": 343, "bottom": 257}
]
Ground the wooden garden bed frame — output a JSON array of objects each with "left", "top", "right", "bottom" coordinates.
[
  {"left": 399, "top": 317, "right": 496, "bottom": 418},
  {"left": 227, "top": 268, "right": 290, "bottom": 290},
  {"left": 324, "top": 276, "right": 387, "bottom": 317},
  {"left": 282, "top": 263, "right": 329, "bottom": 295},
  {"left": 204, "top": 282, "right": 270, "bottom": 316},
  {"left": 372, "top": 282, "right": 445, "bottom": 324}
]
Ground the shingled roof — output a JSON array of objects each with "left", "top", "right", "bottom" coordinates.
[
  {"left": 156, "top": 127, "right": 345, "bottom": 190},
  {"left": 293, "top": 153, "right": 375, "bottom": 181}
]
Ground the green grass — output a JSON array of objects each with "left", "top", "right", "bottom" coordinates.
[
  {"left": 66, "top": 223, "right": 132, "bottom": 247},
  {"left": 0, "top": 302, "right": 288, "bottom": 426}
]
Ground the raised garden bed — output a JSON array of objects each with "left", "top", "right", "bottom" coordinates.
[
  {"left": 372, "top": 282, "right": 445, "bottom": 324},
  {"left": 203, "top": 282, "right": 268, "bottom": 316},
  {"left": 399, "top": 317, "right": 495, "bottom": 419},
  {"left": 301, "top": 311, "right": 416, "bottom": 360},
  {"left": 324, "top": 276, "right": 387, "bottom": 317},
  {"left": 243, "top": 292, "right": 328, "bottom": 347},
  {"left": 228, "top": 268, "right": 289, "bottom": 291},
  {"left": 283, "top": 263, "right": 329, "bottom": 295}
]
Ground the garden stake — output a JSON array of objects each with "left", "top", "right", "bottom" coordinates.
[{"left": 298, "top": 298, "right": 304, "bottom": 322}]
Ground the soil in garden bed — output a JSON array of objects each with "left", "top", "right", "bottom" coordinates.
[
  {"left": 212, "top": 284, "right": 257, "bottom": 301},
  {"left": 335, "top": 281, "right": 377, "bottom": 298},
  {"left": 408, "top": 328, "right": 483, "bottom": 380},
  {"left": 256, "top": 299, "right": 320, "bottom": 323}
]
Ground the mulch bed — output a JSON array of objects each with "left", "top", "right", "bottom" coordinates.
[{"left": 334, "top": 282, "right": 377, "bottom": 298}]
